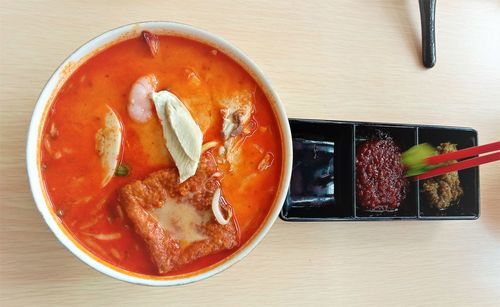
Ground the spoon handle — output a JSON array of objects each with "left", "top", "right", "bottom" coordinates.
[{"left": 419, "top": 0, "right": 436, "bottom": 68}]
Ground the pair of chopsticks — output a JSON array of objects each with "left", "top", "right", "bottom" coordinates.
[{"left": 413, "top": 141, "right": 500, "bottom": 180}]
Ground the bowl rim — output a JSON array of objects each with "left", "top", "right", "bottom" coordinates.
[{"left": 26, "top": 21, "right": 293, "bottom": 286}]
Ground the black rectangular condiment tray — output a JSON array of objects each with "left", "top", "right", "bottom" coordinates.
[{"left": 280, "top": 119, "right": 479, "bottom": 221}]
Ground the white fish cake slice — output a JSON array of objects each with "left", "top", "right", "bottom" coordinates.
[{"left": 95, "top": 105, "right": 123, "bottom": 187}]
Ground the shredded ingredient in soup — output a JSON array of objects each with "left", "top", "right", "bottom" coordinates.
[{"left": 211, "top": 188, "right": 233, "bottom": 225}]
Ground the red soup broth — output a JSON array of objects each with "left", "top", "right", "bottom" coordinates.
[{"left": 40, "top": 35, "right": 283, "bottom": 276}]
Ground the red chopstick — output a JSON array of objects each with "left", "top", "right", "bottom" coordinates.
[
  {"left": 425, "top": 141, "right": 500, "bottom": 165},
  {"left": 415, "top": 141, "right": 500, "bottom": 181}
]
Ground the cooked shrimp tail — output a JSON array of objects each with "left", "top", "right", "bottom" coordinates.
[{"left": 128, "top": 74, "right": 158, "bottom": 123}]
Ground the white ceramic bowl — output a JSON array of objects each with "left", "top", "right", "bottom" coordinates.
[{"left": 26, "top": 21, "right": 292, "bottom": 286}]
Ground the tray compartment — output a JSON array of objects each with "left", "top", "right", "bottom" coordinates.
[
  {"left": 354, "top": 124, "right": 418, "bottom": 219},
  {"left": 281, "top": 119, "right": 355, "bottom": 220},
  {"left": 417, "top": 127, "right": 479, "bottom": 219}
]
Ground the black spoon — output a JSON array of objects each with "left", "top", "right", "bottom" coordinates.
[{"left": 419, "top": 0, "right": 436, "bottom": 68}]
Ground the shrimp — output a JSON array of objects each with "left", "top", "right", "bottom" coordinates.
[
  {"left": 142, "top": 31, "right": 160, "bottom": 56},
  {"left": 128, "top": 74, "right": 158, "bottom": 123}
]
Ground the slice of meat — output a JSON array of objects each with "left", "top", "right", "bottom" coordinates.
[{"left": 118, "top": 153, "right": 239, "bottom": 274}]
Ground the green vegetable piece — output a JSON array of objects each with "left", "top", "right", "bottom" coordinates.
[
  {"left": 401, "top": 143, "right": 438, "bottom": 177},
  {"left": 402, "top": 143, "right": 436, "bottom": 167},
  {"left": 115, "top": 164, "right": 129, "bottom": 176}
]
